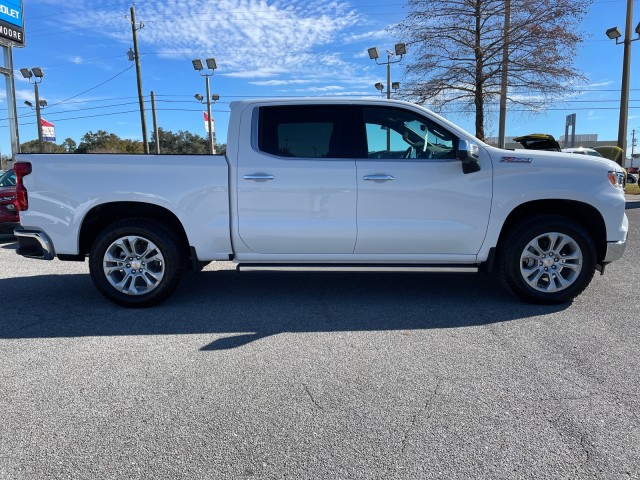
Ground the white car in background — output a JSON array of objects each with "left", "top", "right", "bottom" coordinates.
[{"left": 562, "top": 147, "right": 604, "bottom": 157}]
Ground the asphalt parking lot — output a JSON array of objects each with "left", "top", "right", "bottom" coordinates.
[{"left": 1, "top": 199, "right": 639, "bottom": 480}]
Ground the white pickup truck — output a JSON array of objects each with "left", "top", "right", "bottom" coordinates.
[{"left": 13, "top": 98, "right": 628, "bottom": 307}]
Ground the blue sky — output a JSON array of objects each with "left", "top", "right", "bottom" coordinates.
[{"left": 1, "top": 0, "right": 639, "bottom": 157}]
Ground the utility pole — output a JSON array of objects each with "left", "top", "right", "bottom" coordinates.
[
  {"left": 606, "top": 0, "right": 638, "bottom": 158},
  {"left": 34, "top": 82, "right": 44, "bottom": 153},
  {"left": 618, "top": 0, "right": 633, "bottom": 159},
  {"left": 151, "top": 91, "right": 160, "bottom": 154},
  {"left": 632, "top": 129, "right": 637, "bottom": 167},
  {"left": 129, "top": 5, "right": 149, "bottom": 154},
  {"left": 498, "top": 0, "right": 510, "bottom": 149}
]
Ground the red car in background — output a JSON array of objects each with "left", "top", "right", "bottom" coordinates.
[{"left": 0, "top": 169, "right": 18, "bottom": 234}]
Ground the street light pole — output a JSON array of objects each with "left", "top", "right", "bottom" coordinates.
[
  {"left": 606, "top": 0, "right": 640, "bottom": 161},
  {"left": 204, "top": 75, "right": 214, "bottom": 154},
  {"left": 19, "top": 67, "right": 46, "bottom": 153},
  {"left": 33, "top": 82, "right": 44, "bottom": 153},
  {"left": 368, "top": 44, "right": 406, "bottom": 98},
  {"left": 368, "top": 44, "right": 406, "bottom": 151},
  {"left": 386, "top": 60, "right": 391, "bottom": 100},
  {"left": 192, "top": 58, "right": 218, "bottom": 155}
]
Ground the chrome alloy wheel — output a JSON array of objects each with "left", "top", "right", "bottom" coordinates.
[
  {"left": 519, "top": 232, "right": 583, "bottom": 293},
  {"left": 102, "top": 235, "right": 165, "bottom": 296}
]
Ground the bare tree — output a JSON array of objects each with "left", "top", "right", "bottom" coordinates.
[{"left": 396, "top": 0, "right": 591, "bottom": 140}]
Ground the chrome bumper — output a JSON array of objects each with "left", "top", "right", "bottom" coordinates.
[
  {"left": 14, "top": 228, "right": 55, "bottom": 260},
  {"left": 603, "top": 239, "right": 627, "bottom": 264}
]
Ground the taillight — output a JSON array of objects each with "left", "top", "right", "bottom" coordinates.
[{"left": 14, "top": 162, "right": 32, "bottom": 211}]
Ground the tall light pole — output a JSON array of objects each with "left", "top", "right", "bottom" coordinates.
[
  {"left": 368, "top": 44, "right": 406, "bottom": 151},
  {"left": 373, "top": 81, "right": 400, "bottom": 97},
  {"left": 194, "top": 92, "right": 220, "bottom": 154},
  {"left": 19, "top": 67, "right": 45, "bottom": 153},
  {"left": 192, "top": 58, "right": 217, "bottom": 154},
  {"left": 606, "top": 2, "right": 640, "bottom": 162},
  {"left": 367, "top": 43, "right": 406, "bottom": 100}
]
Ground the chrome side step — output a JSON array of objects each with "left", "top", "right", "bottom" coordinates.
[{"left": 236, "top": 263, "right": 478, "bottom": 273}]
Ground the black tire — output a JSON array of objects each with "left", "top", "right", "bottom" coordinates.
[
  {"left": 498, "top": 215, "right": 596, "bottom": 304},
  {"left": 89, "top": 219, "right": 185, "bottom": 307}
]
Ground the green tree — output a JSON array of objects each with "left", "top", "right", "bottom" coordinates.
[
  {"left": 150, "top": 128, "right": 223, "bottom": 155},
  {"left": 76, "top": 130, "right": 144, "bottom": 154},
  {"left": 61, "top": 138, "right": 77, "bottom": 153},
  {"left": 1, "top": 155, "right": 12, "bottom": 171},
  {"left": 20, "top": 140, "right": 66, "bottom": 153},
  {"left": 396, "top": 0, "right": 590, "bottom": 140}
]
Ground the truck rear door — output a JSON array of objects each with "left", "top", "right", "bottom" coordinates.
[{"left": 236, "top": 104, "right": 357, "bottom": 254}]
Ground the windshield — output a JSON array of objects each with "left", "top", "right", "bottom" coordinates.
[{"left": 0, "top": 169, "right": 16, "bottom": 187}]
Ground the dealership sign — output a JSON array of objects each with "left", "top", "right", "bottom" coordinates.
[{"left": 0, "top": 0, "right": 23, "bottom": 46}]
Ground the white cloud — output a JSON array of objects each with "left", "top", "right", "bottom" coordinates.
[
  {"left": 66, "top": 0, "right": 363, "bottom": 82},
  {"left": 66, "top": 56, "right": 84, "bottom": 65},
  {"left": 15, "top": 89, "right": 34, "bottom": 102},
  {"left": 587, "top": 81, "right": 614, "bottom": 88},
  {"left": 345, "top": 29, "right": 390, "bottom": 43},
  {"left": 293, "top": 85, "right": 345, "bottom": 92},
  {"left": 249, "top": 79, "right": 314, "bottom": 86}
]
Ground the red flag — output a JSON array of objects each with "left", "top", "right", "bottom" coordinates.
[
  {"left": 41, "top": 118, "right": 56, "bottom": 142},
  {"left": 203, "top": 111, "right": 215, "bottom": 134}
]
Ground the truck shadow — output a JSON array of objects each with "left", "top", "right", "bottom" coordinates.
[{"left": 0, "top": 270, "right": 567, "bottom": 350}]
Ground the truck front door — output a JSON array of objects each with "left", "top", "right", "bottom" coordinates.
[{"left": 353, "top": 105, "right": 493, "bottom": 257}]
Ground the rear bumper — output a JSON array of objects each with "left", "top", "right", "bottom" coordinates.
[{"left": 14, "top": 228, "right": 55, "bottom": 260}]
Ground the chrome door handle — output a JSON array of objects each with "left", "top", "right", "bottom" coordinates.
[
  {"left": 244, "top": 174, "right": 275, "bottom": 181},
  {"left": 363, "top": 175, "right": 395, "bottom": 181}
]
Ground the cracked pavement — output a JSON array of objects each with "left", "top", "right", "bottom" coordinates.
[{"left": 0, "top": 198, "right": 639, "bottom": 479}]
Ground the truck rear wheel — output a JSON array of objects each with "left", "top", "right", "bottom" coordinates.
[
  {"left": 89, "top": 219, "right": 184, "bottom": 307},
  {"left": 499, "top": 215, "right": 596, "bottom": 304}
]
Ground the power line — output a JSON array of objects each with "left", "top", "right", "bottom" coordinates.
[{"left": 46, "top": 65, "right": 135, "bottom": 109}]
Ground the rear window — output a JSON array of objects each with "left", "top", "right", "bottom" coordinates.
[
  {"left": 0, "top": 170, "right": 15, "bottom": 187},
  {"left": 258, "top": 105, "right": 352, "bottom": 158}
]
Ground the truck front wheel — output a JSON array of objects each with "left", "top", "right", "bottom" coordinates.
[
  {"left": 499, "top": 215, "right": 596, "bottom": 304},
  {"left": 89, "top": 219, "right": 184, "bottom": 307}
]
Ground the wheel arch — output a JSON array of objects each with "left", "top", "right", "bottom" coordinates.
[
  {"left": 496, "top": 200, "right": 607, "bottom": 263},
  {"left": 79, "top": 202, "right": 192, "bottom": 265}
]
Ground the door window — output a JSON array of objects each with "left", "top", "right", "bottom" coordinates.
[
  {"left": 361, "top": 107, "right": 456, "bottom": 160},
  {"left": 257, "top": 105, "right": 352, "bottom": 158}
]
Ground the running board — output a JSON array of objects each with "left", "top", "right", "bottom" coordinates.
[{"left": 236, "top": 263, "right": 479, "bottom": 273}]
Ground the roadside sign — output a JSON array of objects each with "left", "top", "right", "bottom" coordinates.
[{"left": 0, "top": 0, "right": 24, "bottom": 46}]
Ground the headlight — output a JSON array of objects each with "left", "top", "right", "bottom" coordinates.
[{"left": 608, "top": 171, "right": 625, "bottom": 190}]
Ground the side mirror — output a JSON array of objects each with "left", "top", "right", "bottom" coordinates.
[{"left": 457, "top": 140, "right": 481, "bottom": 174}]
